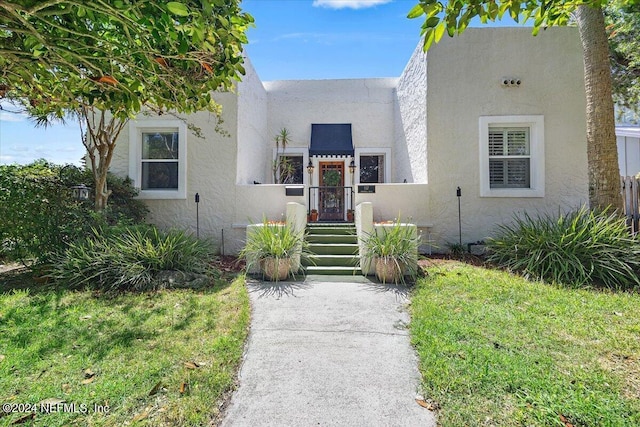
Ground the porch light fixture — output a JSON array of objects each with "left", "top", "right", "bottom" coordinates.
[
  {"left": 307, "top": 159, "right": 314, "bottom": 186},
  {"left": 349, "top": 159, "right": 356, "bottom": 176}
]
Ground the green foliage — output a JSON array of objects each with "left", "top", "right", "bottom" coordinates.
[
  {"left": 322, "top": 169, "right": 341, "bottom": 186},
  {"left": 59, "top": 164, "right": 149, "bottom": 225},
  {"left": 411, "top": 262, "right": 640, "bottom": 426},
  {"left": 487, "top": 207, "right": 640, "bottom": 289},
  {"left": 606, "top": 1, "right": 640, "bottom": 118},
  {"left": 408, "top": 0, "right": 607, "bottom": 50},
  {"left": 0, "top": 161, "right": 147, "bottom": 264},
  {"left": 362, "top": 219, "right": 420, "bottom": 282},
  {"left": 272, "top": 127, "right": 292, "bottom": 183},
  {"left": 51, "top": 226, "right": 215, "bottom": 292},
  {"left": 0, "top": 161, "right": 91, "bottom": 263},
  {"left": 446, "top": 242, "right": 466, "bottom": 257},
  {"left": 0, "top": 0, "right": 254, "bottom": 120},
  {"left": 239, "top": 218, "right": 308, "bottom": 275}
]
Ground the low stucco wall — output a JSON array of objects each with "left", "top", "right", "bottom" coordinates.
[{"left": 355, "top": 184, "right": 430, "bottom": 225}]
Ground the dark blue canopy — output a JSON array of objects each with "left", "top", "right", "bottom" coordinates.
[{"left": 309, "top": 124, "right": 353, "bottom": 156}]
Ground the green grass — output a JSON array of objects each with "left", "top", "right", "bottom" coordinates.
[
  {"left": 411, "top": 261, "right": 640, "bottom": 426},
  {"left": 0, "top": 272, "right": 249, "bottom": 426}
]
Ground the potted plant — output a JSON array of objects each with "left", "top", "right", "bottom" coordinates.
[
  {"left": 362, "top": 219, "right": 420, "bottom": 284},
  {"left": 310, "top": 209, "right": 318, "bottom": 222},
  {"left": 240, "top": 218, "right": 306, "bottom": 281},
  {"left": 347, "top": 209, "right": 354, "bottom": 222}
]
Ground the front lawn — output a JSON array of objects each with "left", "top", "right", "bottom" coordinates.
[
  {"left": 0, "top": 271, "right": 249, "bottom": 426},
  {"left": 411, "top": 261, "right": 640, "bottom": 426}
]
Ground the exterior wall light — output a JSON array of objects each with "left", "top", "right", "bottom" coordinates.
[
  {"left": 307, "top": 159, "right": 314, "bottom": 185},
  {"left": 349, "top": 159, "right": 356, "bottom": 176}
]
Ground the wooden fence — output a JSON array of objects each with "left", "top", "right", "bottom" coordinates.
[{"left": 622, "top": 176, "right": 640, "bottom": 234}]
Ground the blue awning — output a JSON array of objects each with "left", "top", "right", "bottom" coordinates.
[{"left": 309, "top": 124, "right": 353, "bottom": 156}]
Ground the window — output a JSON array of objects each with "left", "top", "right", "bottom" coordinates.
[
  {"left": 129, "top": 120, "right": 187, "bottom": 199},
  {"left": 479, "top": 116, "right": 544, "bottom": 197},
  {"left": 278, "top": 155, "right": 303, "bottom": 184},
  {"left": 488, "top": 127, "right": 530, "bottom": 188},
  {"left": 142, "top": 131, "right": 179, "bottom": 189},
  {"left": 360, "top": 155, "right": 385, "bottom": 183}
]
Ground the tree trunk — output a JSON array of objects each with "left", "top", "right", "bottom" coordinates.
[
  {"left": 79, "top": 107, "right": 127, "bottom": 212},
  {"left": 575, "top": 5, "right": 623, "bottom": 211}
]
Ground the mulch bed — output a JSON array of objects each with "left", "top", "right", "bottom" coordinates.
[{"left": 211, "top": 256, "right": 246, "bottom": 275}]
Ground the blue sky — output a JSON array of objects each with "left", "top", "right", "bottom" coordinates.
[{"left": 0, "top": 0, "right": 520, "bottom": 166}]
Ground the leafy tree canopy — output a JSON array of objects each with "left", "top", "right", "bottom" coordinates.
[
  {"left": 0, "top": 0, "right": 254, "bottom": 120},
  {"left": 408, "top": 0, "right": 613, "bottom": 50},
  {"left": 606, "top": 0, "right": 640, "bottom": 119}
]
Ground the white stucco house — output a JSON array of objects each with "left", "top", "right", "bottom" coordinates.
[{"left": 109, "top": 27, "right": 588, "bottom": 254}]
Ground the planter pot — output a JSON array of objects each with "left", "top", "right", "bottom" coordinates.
[
  {"left": 261, "top": 257, "right": 292, "bottom": 281},
  {"left": 310, "top": 211, "right": 318, "bottom": 222},
  {"left": 347, "top": 211, "right": 354, "bottom": 222},
  {"left": 375, "top": 257, "right": 402, "bottom": 284}
]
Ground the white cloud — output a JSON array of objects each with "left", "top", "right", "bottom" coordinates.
[
  {"left": 0, "top": 110, "right": 27, "bottom": 122},
  {"left": 0, "top": 155, "right": 16, "bottom": 164},
  {"left": 312, "top": 0, "right": 392, "bottom": 10}
]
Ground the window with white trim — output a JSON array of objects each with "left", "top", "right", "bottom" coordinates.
[
  {"left": 479, "top": 116, "right": 544, "bottom": 197},
  {"left": 129, "top": 120, "right": 187, "bottom": 199}
]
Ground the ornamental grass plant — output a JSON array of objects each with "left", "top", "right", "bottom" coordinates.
[
  {"left": 239, "top": 218, "right": 309, "bottom": 280},
  {"left": 362, "top": 218, "right": 420, "bottom": 284},
  {"left": 51, "top": 227, "right": 215, "bottom": 292},
  {"left": 487, "top": 207, "right": 640, "bottom": 289}
]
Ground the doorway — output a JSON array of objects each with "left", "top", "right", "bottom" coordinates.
[{"left": 318, "top": 161, "right": 344, "bottom": 221}]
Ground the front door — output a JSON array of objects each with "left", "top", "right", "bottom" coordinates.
[{"left": 319, "top": 161, "right": 344, "bottom": 221}]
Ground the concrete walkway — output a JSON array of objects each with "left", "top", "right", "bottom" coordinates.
[{"left": 220, "top": 275, "right": 437, "bottom": 427}]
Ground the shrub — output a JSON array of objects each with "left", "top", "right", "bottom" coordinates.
[
  {"left": 50, "top": 227, "right": 215, "bottom": 292},
  {"left": 0, "top": 160, "right": 89, "bottom": 264},
  {"left": 487, "top": 207, "right": 640, "bottom": 289},
  {"left": 0, "top": 161, "right": 147, "bottom": 265}
]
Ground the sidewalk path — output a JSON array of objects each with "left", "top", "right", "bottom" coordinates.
[{"left": 220, "top": 276, "right": 437, "bottom": 427}]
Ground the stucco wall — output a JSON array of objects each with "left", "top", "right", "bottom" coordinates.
[
  {"left": 264, "top": 78, "right": 398, "bottom": 180},
  {"left": 425, "top": 27, "right": 588, "bottom": 248},
  {"left": 395, "top": 42, "right": 428, "bottom": 184},
  {"left": 236, "top": 57, "right": 269, "bottom": 185},
  {"left": 354, "top": 184, "right": 430, "bottom": 225},
  {"left": 110, "top": 91, "right": 240, "bottom": 253}
]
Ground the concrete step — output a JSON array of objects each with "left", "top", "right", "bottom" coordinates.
[
  {"left": 304, "top": 265, "right": 363, "bottom": 276},
  {"left": 308, "top": 243, "right": 359, "bottom": 255},
  {"left": 306, "top": 225, "right": 356, "bottom": 236},
  {"left": 305, "top": 254, "right": 360, "bottom": 267},
  {"left": 306, "top": 234, "right": 358, "bottom": 244}
]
